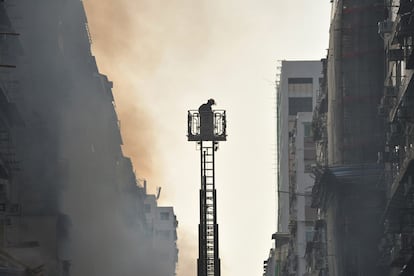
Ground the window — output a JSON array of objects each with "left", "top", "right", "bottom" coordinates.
[
  {"left": 305, "top": 195, "right": 312, "bottom": 207},
  {"left": 306, "top": 229, "right": 315, "bottom": 242},
  {"left": 288, "top": 97, "right": 313, "bottom": 115},
  {"left": 288, "top": 78, "right": 313, "bottom": 93},
  {"left": 304, "top": 149, "right": 315, "bottom": 160},
  {"left": 144, "top": 204, "right": 151, "bottom": 213},
  {"left": 160, "top": 212, "right": 170, "bottom": 220},
  {"left": 303, "top": 122, "right": 312, "bottom": 137},
  {"left": 160, "top": 230, "right": 170, "bottom": 238}
]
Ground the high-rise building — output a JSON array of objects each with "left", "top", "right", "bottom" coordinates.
[
  {"left": 0, "top": 1, "right": 179, "bottom": 275},
  {"left": 310, "top": 1, "right": 386, "bottom": 276},
  {"left": 277, "top": 61, "right": 322, "bottom": 234},
  {"left": 275, "top": 60, "right": 322, "bottom": 275},
  {"left": 377, "top": 0, "right": 414, "bottom": 275}
]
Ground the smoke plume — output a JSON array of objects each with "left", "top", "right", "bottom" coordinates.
[{"left": 82, "top": 1, "right": 214, "bottom": 275}]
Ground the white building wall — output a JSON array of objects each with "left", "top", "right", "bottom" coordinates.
[
  {"left": 277, "top": 60, "right": 322, "bottom": 233},
  {"left": 154, "top": 206, "right": 178, "bottom": 270},
  {"left": 295, "top": 112, "right": 314, "bottom": 276},
  {"left": 144, "top": 195, "right": 178, "bottom": 276}
]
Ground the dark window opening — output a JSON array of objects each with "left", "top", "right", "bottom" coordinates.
[
  {"left": 160, "top": 212, "right": 170, "bottom": 220},
  {"left": 288, "top": 78, "right": 313, "bottom": 84},
  {"left": 288, "top": 97, "right": 313, "bottom": 115}
]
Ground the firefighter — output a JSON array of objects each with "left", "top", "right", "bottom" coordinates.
[{"left": 198, "top": 99, "right": 216, "bottom": 139}]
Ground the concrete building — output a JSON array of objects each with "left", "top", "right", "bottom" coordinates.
[
  {"left": 377, "top": 0, "right": 414, "bottom": 275},
  {"left": 304, "top": 58, "right": 329, "bottom": 276},
  {"left": 0, "top": 2, "right": 30, "bottom": 275},
  {"left": 0, "top": 1, "right": 179, "bottom": 276},
  {"left": 277, "top": 60, "right": 321, "bottom": 233},
  {"left": 310, "top": 1, "right": 386, "bottom": 276},
  {"left": 267, "top": 232, "right": 290, "bottom": 276},
  {"left": 276, "top": 60, "right": 321, "bottom": 275},
  {"left": 289, "top": 112, "right": 318, "bottom": 276},
  {"left": 274, "top": 2, "right": 414, "bottom": 276},
  {"left": 144, "top": 191, "right": 178, "bottom": 276},
  {"left": 263, "top": 248, "right": 276, "bottom": 276}
]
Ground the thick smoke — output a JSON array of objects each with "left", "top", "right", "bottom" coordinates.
[
  {"left": 83, "top": 0, "right": 211, "bottom": 189},
  {"left": 9, "top": 0, "right": 181, "bottom": 274},
  {"left": 82, "top": 1, "right": 213, "bottom": 275}
]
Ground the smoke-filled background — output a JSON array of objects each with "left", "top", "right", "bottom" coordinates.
[{"left": 82, "top": 1, "right": 331, "bottom": 275}]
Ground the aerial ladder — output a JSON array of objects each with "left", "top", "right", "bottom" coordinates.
[{"left": 187, "top": 99, "right": 226, "bottom": 276}]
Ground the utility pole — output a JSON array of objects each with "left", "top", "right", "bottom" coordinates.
[{"left": 187, "top": 99, "right": 226, "bottom": 276}]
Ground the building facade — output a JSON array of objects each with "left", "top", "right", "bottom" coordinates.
[
  {"left": 269, "top": 1, "right": 414, "bottom": 276},
  {"left": 0, "top": 1, "right": 179, "bottom": 275},
  {"left": 277, "top": 60, "right": 322, "bottom": 233},
  {"left": 273, "top": 60, "right": 321, "bottom": 275},
  {"left": 378, "top": 0, "right": 414, "bottom": 275},
  {"left": 144, "top": 192, "right": 179, "bottom": 276},
  {"left": 310, "top": 1, "right": 386, "bottom": 276}
]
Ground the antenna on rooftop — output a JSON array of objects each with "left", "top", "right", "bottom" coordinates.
[{"left": 156, "top": 187, "right": 162, "bottom": 200}]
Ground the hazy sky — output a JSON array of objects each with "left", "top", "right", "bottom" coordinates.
[{"left": 83, "top": 1, "right": 331, "bottom": 275}]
